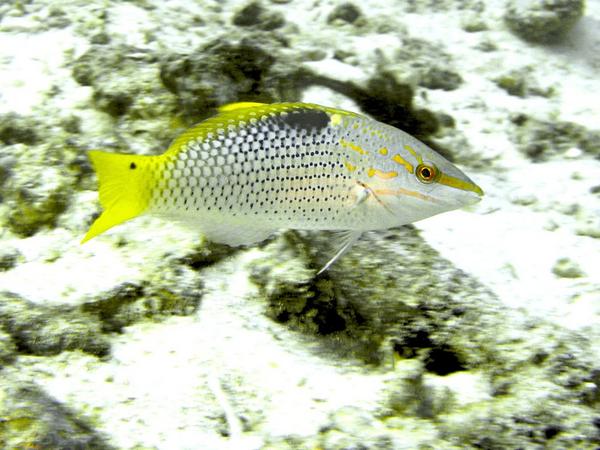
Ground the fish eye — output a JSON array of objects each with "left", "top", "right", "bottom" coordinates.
[{"left": 416, "top": 164, "right": 438, "bottom": 183}]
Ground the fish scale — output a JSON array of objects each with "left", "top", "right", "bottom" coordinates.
[
  {"left": 82, "top": 102, "right": 483, "bottom": 270},
  {"left": 154, "top": 105, "right": 361, "bottom": 231}
]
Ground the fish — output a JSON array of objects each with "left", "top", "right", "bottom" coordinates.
[{"left": 82, "top": 102, "right": 483, "bottom": 272}]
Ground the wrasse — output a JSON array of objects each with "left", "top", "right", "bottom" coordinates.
[{"left": 82, "top": 102, "right": 483, "bottom": 272}]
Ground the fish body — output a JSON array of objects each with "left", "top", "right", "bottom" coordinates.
[{"left": 83, "top": 102, "right": 483, "bottom": 267}]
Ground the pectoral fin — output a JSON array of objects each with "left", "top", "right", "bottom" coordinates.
[{"left": 317, "top": 230, "right": 362, "bottom": 275}]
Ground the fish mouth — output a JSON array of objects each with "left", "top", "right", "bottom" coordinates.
[
  {"left": 463, "top": 188, "right": 484, "bottom": 205},
  {"left": 455, "top": 180, "right": 484, "bottom": 206},
  {"left": 438, "top": 172, "right": 484, "bottom": 196},
  {"left": 437, "top": 176, "right": 484, "bottom": 207}
]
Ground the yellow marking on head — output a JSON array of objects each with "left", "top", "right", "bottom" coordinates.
[
  {"left": 367, "top": 168, "right": 398, "bottom": 179},
  {"left": 438, "top": 173, "right": 484, "bottom": 195},
  {"left": 340, "top": 139, "right": 367, "bottom": 155},
  {"left": 344, "top": 161, "right": 357, "bottom": 172},
  {"left": 404, "top": 144, "right": 423, "bottom": 164},
  {"left": 378, "top": 147, "right": 388, "bottom": 156},
  {"left": 331, "top": 113, "right": 342, "bottom": 126},
  {"left": 373, "top": 188, "right": 438, "bottom": 203},
  {"left": 353, "top": 123, "right": 360, "bottom": 129},
  {"left": 392, "top": 154, "right": 414, "bottom": 174}
]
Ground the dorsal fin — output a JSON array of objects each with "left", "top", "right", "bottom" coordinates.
[{"left": 218, "top": 102, "right": 266, "bottom": 112}]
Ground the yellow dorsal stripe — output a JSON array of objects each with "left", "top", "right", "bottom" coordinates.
[
  {"left": 331, "top": 113, "right": 342, "bottom": 126},
  {"left": 167, "top": 103, "right": 359, "bottom": 157},
  {"left": 218, "top": 102, "right": 266, "bottom": 112}
]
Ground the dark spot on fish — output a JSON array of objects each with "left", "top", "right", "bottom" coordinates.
[
  {"left": 271, "top": 108, "right": 330, "bottom": 132},
  {"left": 129, "top": 162, "right": 137, "bottom": 170}
]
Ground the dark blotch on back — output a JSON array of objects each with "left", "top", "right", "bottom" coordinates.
[{"left": 272, "top": 108, "right": 330, "bottom": 132}]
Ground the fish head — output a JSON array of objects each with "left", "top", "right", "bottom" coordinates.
[{"left": 375, "top": 137, "right": 483, "bottom": 223}]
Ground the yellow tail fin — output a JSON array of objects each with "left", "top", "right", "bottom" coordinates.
[{"left": 82, "top": 150, "right": 155, "bottom": 243}]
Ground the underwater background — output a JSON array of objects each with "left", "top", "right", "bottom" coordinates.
[{"left": 1, "top": 0, "right": 599, "bottom": 448}]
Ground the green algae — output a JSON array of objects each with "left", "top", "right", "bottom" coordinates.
[
  {"left": 511, "top": 115, "right": 600, "bottom": 161},
  {"left": 0, "top": 246, "right": 21, "bottom": 272},
  {"left": 0, "top": 113, "right": 39, "bottom": 146},
  {"left": 250, "top": 227, "right": 498, "bottom": 366},
  {"left": 494, "top": 68, "right": 555, "bottom": 98},
  {"left": 0, "top": 329, "right": 16, "bottom": 367},
  {"left": 0, "top": 381, "right": 113, "bottom": 449},
  {"left": 553, "top": 257, "right": 585, "bottom": 278},
  {"left": 81, "top": 263, "right": 203, "bottom": 333},
  {"left": 159, "top": 36, "right": 281, "bottom": 123},
  {"left": 232, "top": 1, "right": 286, "bottom": 30},
  {"left": 176, "top": 240, "right": 236, "bottom": 270},
  {"left": 72, "top": 44, "right": 178, "bottom": 122},
  {"left": 0, "top": 291, "right": 110, "bottom": 357},
  {"left": 327, "top": 3, "right": 364, "bottom": 25},
  {"left": 505, "top": 0, "right": 585, "bottom": 44},
  {"left": 248, "top": 226, "right": 600, "bottom": 447},
  {"left": 0, "top": 139, "right": 80, "bottom": 237}
]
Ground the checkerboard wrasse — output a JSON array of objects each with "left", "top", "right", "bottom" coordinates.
[{"left": 82, "top": 102, "right": 483, "bottom": 272}]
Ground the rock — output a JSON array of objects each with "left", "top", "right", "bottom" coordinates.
[
  {"left": 81, "top": 262, "right": 203, "bottom": 332},
  {"left": 511, "top": 115, "right": 600, "bottom": 161},
  {"left": 494, "top": 68, "right": 555, "bottom": 97},
  {"left": 251, "top": 227, "right": 503, "bottom": 365},
  {"left": 1, "top": 146, "right": 73, "bottom": 237},
  {"left": 0, "top": 378, "right": 112, "bottom": 449},
  {"left": 552, "top": 257, "right": 585, "bottom": 278},
  {"left": 176, "top": 240, "right": 236, "bottom": 270},
  {"left": 311, "top": 71, "right": 441, "bottom": 146},
  {"left": 383, "top": 360, "right": 443, "bottom": 418},
  {"left": 0, "top": 245, "right": 22, "bottom": 272},
  {"left": 249, "top": 232, "right": 333, "bottom": 334},
  {"left": 576, "top": 222, "right": 600, "bottom": 239},
  {"left": 420, "top": 67, "right": 463, "bottom": 91},
  {"left": 0, "top": 113, "right": 39, "bottom": 145},
  {"left": 72, "top": 45, "right": 177, "bottom": 120},
  {"left": 159, "top": 36, "right": 280, "bottom": 122},
  {"left": 391, "top": 36, "right": 464, "bottom": 99},
  {"left": 232, "top": 1, "right": 285, "bottom": 31},
  {"left": 0, "top": 153, "right": 14, "bottom": 191},
  {"left": 461, "top": 15, "right": 488, "bottom": 32},
  {"left": 46, "top": 5, "right": 71, "bottom": 28},
  {"left": 0, "top": 291, "right": 110, "bottom": 357},
  {"left": 312, "top": 227, "right": 505, "bottom": 368},
  {"left": 249, "top": 227, "right": 600, "bottom": 445},
  {"left": 327, "top": 3, "right": 363, "bottom": 24},
  {"left": 0, "top": 329, "right": 16, "bottom": 367},
  {"left": 319, "top": 406, "right": 394, "bottom": 450},
  {"left": 505, "top": 0, "right": 585, "bottom": 44}
]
